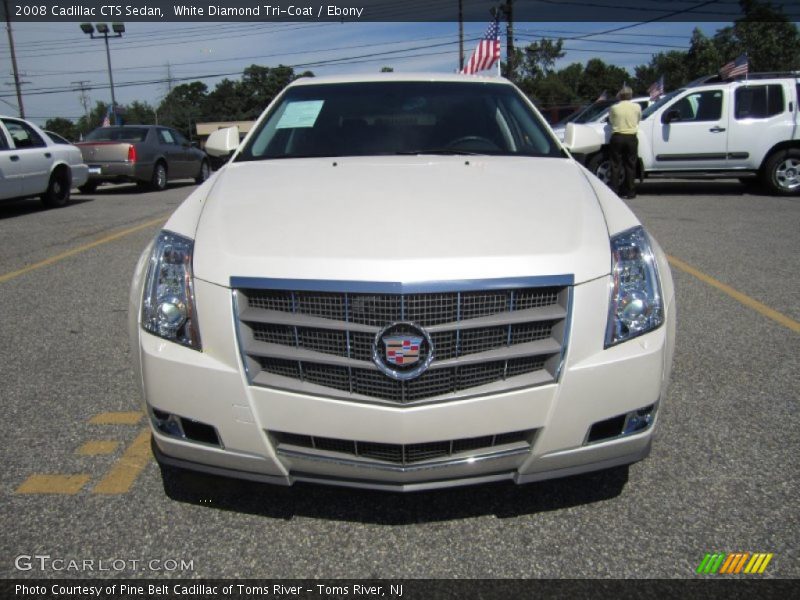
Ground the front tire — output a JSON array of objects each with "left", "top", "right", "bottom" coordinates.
[
  {"left": 195, "top": 159, "right": 210, "bottom": 184},
  {"left": 41, "top": 168, "right": 71, "bottom": 208},
  {"left": 762, "top": 149, "right": 800, "bottom": 196},
  {"left": 587, "top": 152, "right": 614, "bottom": 187},
  {"left": 150, "top": 161, "right": 168, "bottom": 191}
]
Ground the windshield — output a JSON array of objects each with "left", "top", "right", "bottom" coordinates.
[
  {"left": 237, "top": 81, "right": 564, "bottom": 160},
  {"left": 641, "top": 90, "right": 682, "bottom": 120},
  {"left": 86, "top": 127, "right": 148, "bottom": 142}
]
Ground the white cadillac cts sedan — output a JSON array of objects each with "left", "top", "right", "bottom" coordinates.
[{"left": 129, "top": 74, "right": 676, "bottom": 491}]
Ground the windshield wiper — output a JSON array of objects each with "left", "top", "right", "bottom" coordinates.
[{"left": 393, "top": 149, "right": 483, "bottom": 156}]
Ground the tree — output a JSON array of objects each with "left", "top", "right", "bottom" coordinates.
[
  {"left": 380, "top": 66, "right": 394, "bottom": 72},
  {"left": 157, "top": 81, "right": 208, "bottom": 138},
  {"left": 121, "top": 100, "right": 157, "bottom": 126},
  {"left": 75, "top": 101, "right": 110, "bottom": 137},
  {"left": 713, "top": 0, "right": 800, "bottom": 71},
  {"left": 687, "top": 28, "right": 723, "bottom": 81},
  {"left": 44, "top": 117, "right": 78, "bottom": 141}
]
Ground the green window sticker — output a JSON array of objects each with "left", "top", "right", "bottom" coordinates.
[{"left": 276, "top": 100, "right": 325, "bottom": 129}]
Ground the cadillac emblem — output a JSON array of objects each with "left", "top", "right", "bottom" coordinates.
[{"left": 373, "top": 322, "right": 434, "bottom": 381}]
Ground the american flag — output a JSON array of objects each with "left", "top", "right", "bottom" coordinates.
[
  {"left": 461, "top": 19, "right": 501, "bottom": 75},
  {"left": 720, "top": 54, "right": 749, "bottom": 79},
  {"left": 648, "top": 76, "right": 665, "bottom": 100}
]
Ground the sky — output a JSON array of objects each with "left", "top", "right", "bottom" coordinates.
[{"left": 0, "top": 19, "right": 738, "bottom": 126}]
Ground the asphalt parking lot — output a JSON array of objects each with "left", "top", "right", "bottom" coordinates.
[{"left": 0, "top": 178, "right": 797, "bottom": 580}]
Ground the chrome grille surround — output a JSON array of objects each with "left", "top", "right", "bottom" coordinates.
[{"left": 232, "top": 276, "right": 573, "bottom": 406}]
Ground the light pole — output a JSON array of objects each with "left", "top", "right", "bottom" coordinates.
[{"left": 80, "top": 22, "right": 124, "bottom": 124}]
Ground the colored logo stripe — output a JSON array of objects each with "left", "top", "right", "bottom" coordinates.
[{"left": 697, "top": 553, "right": 773, "bottom": 574}]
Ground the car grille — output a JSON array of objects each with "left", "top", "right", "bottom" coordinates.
[
  {"left": 233, "top": 279, "right": 571, "bottom": 405},
  {"left": 271, "top": 429, "right": 535, "bottom": 465}
]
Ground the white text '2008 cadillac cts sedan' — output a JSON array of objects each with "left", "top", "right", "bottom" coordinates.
[{"left": 129, "top": 74, "right": 675, "bottom": 492}]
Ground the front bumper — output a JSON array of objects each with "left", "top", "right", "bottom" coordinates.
[{"left": 133, "top": 275, "right": 675, "bottom": 491}]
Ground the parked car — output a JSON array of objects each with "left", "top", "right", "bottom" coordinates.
[
  {"left": 0, "top": 115, "right": 88, "bottom": 207},
  {"left": 76, "top": 125, "right": 210, "bottom": 193},
  {"left": 551, "top": 96, "right": 653, "bottom": 142},
  {"left": 129, "top": 73, "right": 676, "bottom": 492},
  {"left": 581, "top": 72, "right": 800, "bottom": 195}
]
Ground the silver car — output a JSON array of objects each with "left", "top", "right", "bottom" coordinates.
[{"left": 76, "top": 125, "right": 210, "bottom": 193}]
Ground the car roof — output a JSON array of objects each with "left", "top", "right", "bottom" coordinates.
[{"left": 288, "top": 73, "right": 512, "bottom": 88}]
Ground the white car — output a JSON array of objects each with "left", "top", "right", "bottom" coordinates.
[
  {"left": 0, "top": 116, "right": 89, "bottom": 207},
  {"left": 582, "top": 73, "right": 800, "bottom": 195},
  {"left": 551, "top": 96, "right": 653, "bottom": 142},
  {"left": 129, "top": 74, "right": 676, "bottom": 492}
]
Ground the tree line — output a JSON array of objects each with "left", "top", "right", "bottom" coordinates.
[{"left": 45, "top": 0, "right": 799, "bottom": 141}]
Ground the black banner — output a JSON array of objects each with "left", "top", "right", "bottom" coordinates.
[
  {"left": 1, "top": 0, "right": 799, "bottom": 23},
  {"left": 2, "top": 579, "right": 799, "bottom": 600}
]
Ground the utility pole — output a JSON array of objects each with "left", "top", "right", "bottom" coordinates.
[
  {"left": 502, "top": 0, "right": 514, "bottom": 79},
  {"left": 458, "top": 0, "right": 464, "bottom": 71},
  {"left": 3, "top": 0, "right": 25, "bottom": 118},
  {"left": 72, "top": 80, "right": 91, "bottom": 123}
]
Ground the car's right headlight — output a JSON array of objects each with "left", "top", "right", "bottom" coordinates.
[
  {"left": 141, "top": 230, "right": 201, "bottom": 350},
  {"left": 605, "top": 226, "right": 664, "bottom": 347}
]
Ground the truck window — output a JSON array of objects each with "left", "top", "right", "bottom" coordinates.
[
  {"left": 670, "top": 90, "right": 723, "bottom": 122},
  {"left": 735, "top": 85, "right": 785, "bottom": 119}
]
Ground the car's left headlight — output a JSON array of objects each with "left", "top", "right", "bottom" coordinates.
[
  {"left": 605, "top": 226, "right": 664, "bottom": 347},
  {"left": 141, "top": 230, "right": 201, "bottom": 350}
]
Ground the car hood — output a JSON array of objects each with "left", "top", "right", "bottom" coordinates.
[{"left": 192, "top": 156, "right": 612, "bottom": 287}]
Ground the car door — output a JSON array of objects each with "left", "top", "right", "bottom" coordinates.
[
  {"left": 727, "top": 83, "right": 792, "bottom": 170},
  {"left": 650, "top": 88, "right": 729, "bottom": 171},
  {"left": 1, "top": 117, "right": 53, "bottom": 196},
  {"left": 171, "top": 130, "right": 196, "bottom": 178},
  {"left": 0, "top": 123, "right": 22, "bottom": 200},
  {"left": 156, "top": 128, "right": 187, "bottom": 179}
]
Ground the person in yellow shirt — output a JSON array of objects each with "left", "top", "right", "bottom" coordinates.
[{"left": 608, "top": 85, "right": 641, "bottom": 199}]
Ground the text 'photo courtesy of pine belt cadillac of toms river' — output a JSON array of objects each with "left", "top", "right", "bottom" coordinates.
[{"left": 129, "top": 73, "right": 676, "bottom": 492}]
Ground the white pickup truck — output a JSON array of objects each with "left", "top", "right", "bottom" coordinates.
[{"left": 581, "top": 73, "right": 800, "bottom": 195}]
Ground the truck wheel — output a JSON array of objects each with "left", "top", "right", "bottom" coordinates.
[
  {"left": 762, "top": 149, "right": 800, "bottom": 195},
  {"left": 195, "top": 159, "right": 210, "bottom": 184},
  {"left": 40, "top": 167, "right": 71, "bottom": 208},
  {"left": 78, "top": 181, "right": 97, "bottom": 194},
  {"left": 587, "top": 152, "right": 614, "bottom": 187},
  {"left": 150, "top": 161, "right": 168, "bottom": 191}
]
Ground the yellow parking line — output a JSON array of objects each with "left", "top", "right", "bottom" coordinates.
[
  {"left": 0, "top": 214, "right": 168, "bottom": 284},
  {"left": 76, "top": 440, "right": 120, "bottom": 456},
  {"left": 667, "top": 255, "right": 800, "bottom": 333},
  {"left": 89, "top": 411, "right": 143, "bottom": 425},
  {"left": 16, "top": 474, "right": 91, "bottom": 495},
  {"left": 92, "top": 429, "right": 152, "bottom": 495}
]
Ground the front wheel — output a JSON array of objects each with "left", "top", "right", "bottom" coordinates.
[
  {"left": 762, "top": 149, "right": 800, "bottom": 195},
  {"left": 40, "top": 168, "right": 71, "bottom": 208},
  {"left": 195, "top": 159, "right": 210, "bottom": 184},
  {"left": 587, "top": 152, "right": 614, "bottom": 187}
]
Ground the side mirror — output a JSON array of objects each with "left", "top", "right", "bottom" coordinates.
[
  {"left": 205, "top": 126, "right": 240, "bottom": 157},
  {"left": 563, "top": 123, "right": 603, "bottom": 155},
  {"left": 662, "top": 109, "right": 681, "bottom": 124}
]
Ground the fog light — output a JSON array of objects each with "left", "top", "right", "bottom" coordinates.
[
  {"left": 586, "top": 404, "right": 658, "bottom": 444},
  {"left": 623, "top": 404, "right": 657, "bottom": 435},
  {"left": 151, "top": 408, "right": 183, "bottom": 437}
]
